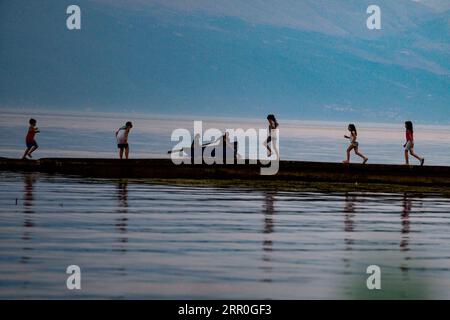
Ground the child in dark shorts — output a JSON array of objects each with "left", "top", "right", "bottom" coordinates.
[
  {"left": 116, "top": 121, "right": 133, "bottom": 159},
  {"left": 22, "top": 118, "right": 40, "bottom": 159}
]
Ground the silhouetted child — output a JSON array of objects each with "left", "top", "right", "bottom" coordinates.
[
  {"left": 343, "top": 124, "right": 368, "bottom": 164},
  {"left": 116, "top": 121, "right": 133, "bottom": 159},
  {"left": 22, "top": 118, "right": 39, "bottom": 159},
  {"left": 404, "top": 121, "right": 424, "bottom": 166},
  {"left": 264, "top": 114, "right": 279, "bottom": 159}
]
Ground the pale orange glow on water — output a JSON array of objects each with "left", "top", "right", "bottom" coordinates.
[{"left": 1, "top": 109, "right": 450, "bottom": 164}]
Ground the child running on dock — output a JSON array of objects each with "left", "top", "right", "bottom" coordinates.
[
  {"left": 116, "top": 121, "right": 133, "bottom": 159},
  {"left": 264, "top": 114, "right": 279, "bottom": 159},
  {"left": 343, "top": 124, "right": 368, "bottom": 164},
  {"left": 22, "top": 118, "right": 40, "bottom": 159},
  {"left": 404, "top": 121, "right": 425, "bottom": 166}
]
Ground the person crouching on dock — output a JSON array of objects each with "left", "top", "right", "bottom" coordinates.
[
  {"left": 116, "top": 121, "right": 133, "bottom": 159},
  {"left": 22, "top": 118, "right": 40, "bottom": 159},
  {"left": 264, "top": 114, "right": 279, "bottom": 159},
  {"left": 404, "top": 121, "right": 424, "bottom": 166},
  {"left": 343, "top": 124, "right": 368, "bottom": 164}
]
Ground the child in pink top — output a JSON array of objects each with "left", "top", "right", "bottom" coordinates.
[
  {"left": 22, "top": 118, "right": 39, "bottom": 159},
  {"left": 404, "top": 121, "right": 424, "bottom": 166}
]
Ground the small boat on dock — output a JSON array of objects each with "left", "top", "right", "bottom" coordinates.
[{"left": 1, "top": 157, "right": 450, "bottom": 187}]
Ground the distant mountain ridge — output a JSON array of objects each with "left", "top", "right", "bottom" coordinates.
[{"left": 0, "top": 0, "right": 449, "bottom": 123}]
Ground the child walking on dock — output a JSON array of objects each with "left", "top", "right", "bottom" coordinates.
[
  {"left": 404, "top": 121, "right": 424, "bottom": 166},
  {"left": 343, "top": 124, "right": 368, "bottom": 164},
  {"left": 116, "top": 121, "right": 133, "bottom": 159},
  {"left": 22, "top": 118, "right": 39, "bottom": 159}
]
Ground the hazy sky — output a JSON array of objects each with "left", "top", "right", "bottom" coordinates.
[{"left": 0, "top": 0, "right": 449, "bottom": 123}]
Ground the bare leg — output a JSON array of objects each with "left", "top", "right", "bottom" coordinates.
[
  {"left": 343, "top": 146, "right": 353, "bottom": 163},
  {"left": 410, "top": 150, "right": 422, "bottom": 161},
  {"left": 125, "top": 147, "right": 129, "bottom": 160},
  {"left": 404, "top": 150, "right": 409, "bottom": 165},
  {"left": 27, "top": 146, "right": 38, "bottom": 158},
  {"left": 119, "top": 148, "right": 124, "bottom": 159},
  {"left": 273, "top": 143, "right": 280, "bottom": 160},
  {"left": 263, "top": 140, "right": 272, "bottom": 157},
  {"left": 354, "top": 148, "right": 368, "bottom": 164},
  {"left": 22, "top": 147, "right": 31, "bottom": 159},
  {"left": 410, "top": 150, "right": 424, "bottom": 165}
]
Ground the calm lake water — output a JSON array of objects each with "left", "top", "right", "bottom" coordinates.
[
  {"left": 1, "top": 171, "right": 450, "bottom": 299},
  {"left": 2, "top": 110, "right": 450, "bottom": 299}
]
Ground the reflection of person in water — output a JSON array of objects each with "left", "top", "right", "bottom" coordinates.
[
  {"left": 343, "top": 192, "right": 356, "bottom": 246},
  {"left": 400, "top": 193, "right": 412, "bottom": 252},
  {"left": 342, "top": 192, "right": 356, "bottom": 270},
  {"left": 116, "top": 181, "right": 129, "bottom": 252},
  {"left": 21, "top": 174, "right": 37, "bottom": 264},
  {"left": 263, "top": 192, "right": 275, "bottom": 237},
  {"left": 400, "top": 193, "right": 413, "bottom": 275},
  {"left": 261, "top": 191, "right": 276, "bottom": 282}
]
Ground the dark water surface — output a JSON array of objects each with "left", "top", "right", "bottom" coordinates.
[{"left": 1, "top": 171, "right": 450, "bottom": 299}]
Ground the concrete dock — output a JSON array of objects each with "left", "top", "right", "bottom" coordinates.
[{"left": 1, "top": 157, "right": 450, "bottom": 187}]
